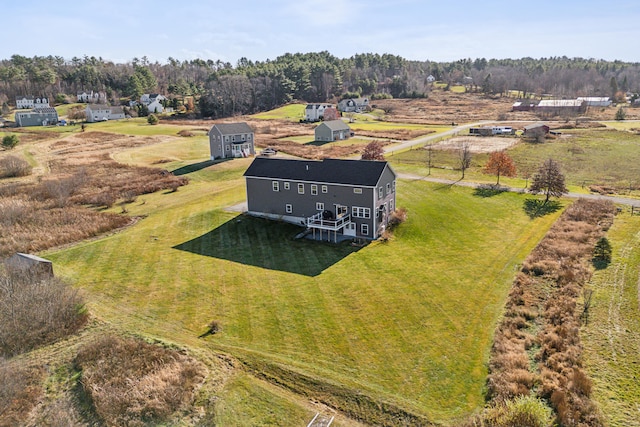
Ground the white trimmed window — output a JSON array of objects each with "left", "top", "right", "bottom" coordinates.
[
  {"left": 352, "top": 207, "right": 371, "bottom": 218},
  {"left": 225, "top": 145, "right": 230, "bottom": 151},
  {"left": 392, "top": 181, "right": 396, "bottom": 192},
  {"left": 390, "top": 200, "right": 394, "bottom": 211},
  {"left": 361, "top": 224, "right": 369, "bottom": 235},
  {"left": 298, "top": 183, "right": 304, "bottom": 194},
  {"left": 285, "top": 204, "right": 292, "bottom": 213},
  {"left": 353, "top": 188, "right": 362, "bottom": 194},
  {"left": 284, "top": 182, "right": 290, "bottom": 190},
  {"left": 386, "top": 183, "right": 391, "bottom": 194},
  {"left": 272, "top": 181, "right": 279, "bottom": 192},
  {"left": 311, "top": 184, "right": 318, "bottom": 195},
  {"left": 316, "top": 202, "right": 324, "bottom": 211},
  {"left": 379, "top": 187, "right": 383, "bottom": 199},
  {"left": 322, "top": 185, "right": 328, "bottom": 193}
]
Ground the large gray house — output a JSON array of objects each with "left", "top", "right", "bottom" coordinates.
[
  {"left": 314, "top": 120, "right": 352, "bottom": 142},
  {"left": 243, "top": 157, "right": 396, "bottom": 241},
  {"left": 15, "top": 108, "right": 59, "bottom": 127},
  {"left": 209, "top": 122, "right": 255, "bottom": 160}
]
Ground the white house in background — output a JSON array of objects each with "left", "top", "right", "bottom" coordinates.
[
  {"left": 577, "top": 97, "right": 612, "bottom": 107},
  {"left": 304, "top": 103, "right": 332, "bottom": 121},
  {"left": 85, "top": 104, "right": 125, "bottom": 122},
  {"left": 338, "top": 97, "right": 369, "bottom": 113},
  {"left": 77, "top": 91, "right": 107, "bottom": 103},
  {"left": 140, "top": 93, "right": 166, "bottom": 113},
  {"left": 16, "top": 96, "right": 49, "bottom": 109}
]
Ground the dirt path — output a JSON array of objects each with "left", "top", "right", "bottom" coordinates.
[{"left": 384, "top": 121, "right": 492, "bottom": 153}]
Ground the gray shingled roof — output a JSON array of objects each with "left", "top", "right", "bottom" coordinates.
[
  {"left": 318, "top": 120, "right": 350, "bottom": 131},
  {"left": 244, "top": 157, "right": 391, "bottom": 187},
  {"left": 16, "top": 107, "right": 57, "bottom": 115},
  {"left": 211, "top": 122, "right": 253, "bottom": 135}
]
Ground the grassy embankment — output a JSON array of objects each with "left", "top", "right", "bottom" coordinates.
[
  {"left": 44, "top": 133, "right": 560, "bottom": 424},
  {"left": 581, "top": 212, "right": 640, "bottom": 427}
]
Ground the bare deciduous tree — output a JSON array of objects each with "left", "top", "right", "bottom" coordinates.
[{"left": 458, "top": 141, "right": 472, "bottom": 179}]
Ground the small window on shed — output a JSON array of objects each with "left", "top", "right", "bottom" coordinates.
[{"left": 353, "top": 188, "right": 362, "bottom": 194}]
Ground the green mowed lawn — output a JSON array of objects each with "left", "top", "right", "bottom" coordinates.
[
  {"left": 252, "top": 103, "right": 306, "bottom": 121},
  {"left": 45, "top": 158, "right": 559, "bottom": 422},
  {"left": 85, "top": 117, "right": 193, "bottom": 136},
  {"left": 582, "top": 212, "right": 640, "bottom": 427}
]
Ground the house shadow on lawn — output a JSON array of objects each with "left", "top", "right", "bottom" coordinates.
[
  {"left": 171, "top": 158, "right": 231, "bottom": 176},
  {"left": 173, "top": 214, "right": 364, "bottom": 277},
  {"left": 523, "top": 199, "right": 562, "bottom": 218}
]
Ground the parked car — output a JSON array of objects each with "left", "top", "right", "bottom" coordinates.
[{"left": 260, "top": 147, "right": 277, "bottom": 156}]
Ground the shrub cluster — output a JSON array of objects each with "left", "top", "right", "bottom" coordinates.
[
  {"left": 0, "top": 358, "right": 44, "bottom": 426},
  {"left": 0, "top": 270, "right": 88, "bottom": 357},
  {"left": 75, "top": 335, "right": 206, "bottom": 426},
  {"left": 486, "top": 199, "right": 615, "bottom": 426},
  {"left": 0, "top": 155, "right": 32, "bottom": 178}
]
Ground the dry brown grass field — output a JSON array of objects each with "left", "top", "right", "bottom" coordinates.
[{"left": 0, "top": 130, "right": 187, "bottom": 257}]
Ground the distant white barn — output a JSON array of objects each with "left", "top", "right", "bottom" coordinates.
[{"left": 577, "top": 97, "right": 612, "bottom": 107}]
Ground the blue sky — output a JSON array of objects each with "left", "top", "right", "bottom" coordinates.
[{"left": 3, "top": 0, "right": 639, "bottom": 64}]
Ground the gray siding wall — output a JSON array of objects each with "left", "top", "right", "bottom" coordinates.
[
  {"left": 314, "top": 124, "right": 333, "bottom": 142},
  {"left": 209, "top": 128, "right": 224, "bottom": 159},
  {"left": 15, "top": 112, "right": 58, "bottom": 127},
  {"left": 246, "top": 177, "right": 381, "bottom": 238},
  {"left": 209, "top": 129, "right": 255, "bottom": 159},
  {"left": 372, "top": 166, "right": 397, "bottom": 235}
]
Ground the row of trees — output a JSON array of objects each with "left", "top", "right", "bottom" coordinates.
[{"left": 2, "top": 53, "right": 640, "bottom": 118}]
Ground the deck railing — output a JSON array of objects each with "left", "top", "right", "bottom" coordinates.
[{"left": 306, "top": 212, "right": 351, "bottom": 231}]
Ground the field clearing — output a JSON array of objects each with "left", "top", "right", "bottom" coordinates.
[
  {"left": 581, "top": 213, "right": 640, "bottom": 427},
  {"left": 44, "top": 149, "right": 559, "bottom": 423},
  {"left": 251, "top": 103, "right": 306, "bottom": 121},
  {"left": 602, "top": 120, "right": 640, "bottom": 131},
  {"left": 388, "top": 128, "right": 640, "bottom": 196},
  {"left": 85, "top": 117, "right": 192, "bottom": 136}
]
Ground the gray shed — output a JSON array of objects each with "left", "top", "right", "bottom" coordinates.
[
  {"left": 314, "top": 120, "right": 351, "bottom": 142},
  {"left": 5, "top": 253, "right": 54, "bottom": 278}
]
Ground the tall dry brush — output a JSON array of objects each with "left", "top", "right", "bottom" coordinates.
[{"left": 0, "top": 271, "right": 88, "bottom": 357}]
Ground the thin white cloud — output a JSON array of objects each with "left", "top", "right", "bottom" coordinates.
[{"left": 284, "top": 0, "right": 364, "bottom": 27}]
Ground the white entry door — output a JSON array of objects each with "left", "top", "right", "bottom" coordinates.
[{"left": 344, "top": 223, "right": 356, "bottom": 236}]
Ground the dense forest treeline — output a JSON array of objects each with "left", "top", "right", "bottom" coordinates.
[{"left": 2, "top": 52, "right": 640, "bottom": 118}]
